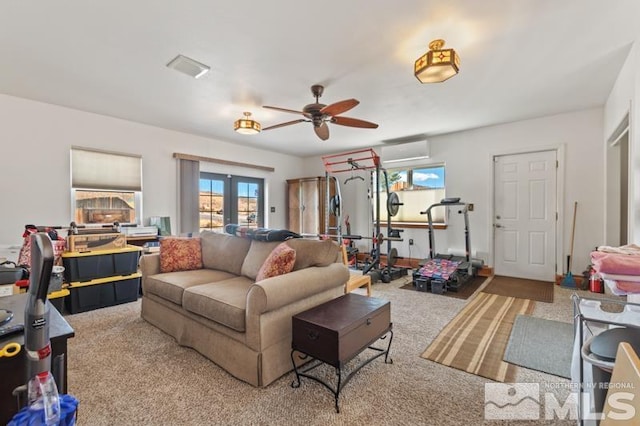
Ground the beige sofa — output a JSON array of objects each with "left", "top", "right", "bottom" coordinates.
[{"left": 139, "top": 231, "right": 349, "bottom": 387}]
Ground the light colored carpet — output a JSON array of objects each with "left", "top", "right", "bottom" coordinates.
[
  {"left": 63, "top": 276, "right": 583, "bottom": 425},
  {"left": 504, "top": 315, "right": 574, "bottom": 379},
  {"left": 422, "top": 292, "right": 535, "bottom": 382}
]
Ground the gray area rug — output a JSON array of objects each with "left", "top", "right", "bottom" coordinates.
[{"left": 504, "top": 314, "right": 573, "bottom": 379}]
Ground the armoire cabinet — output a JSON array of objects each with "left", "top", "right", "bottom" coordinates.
[{"left": 287, "top": 177, "right": 336, "bottom": 235}]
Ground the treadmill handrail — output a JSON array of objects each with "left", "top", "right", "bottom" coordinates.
[{"left": 419, "top": 201, "right": 469, "bottom": 215}]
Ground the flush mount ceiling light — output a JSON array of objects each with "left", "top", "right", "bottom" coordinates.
[
  {"left": 166, "top": 54, "right": 210, "bottom": 79},
  {"left": 234, "top": 112, "right": 261, "bottom": 135},
  {"left": 414, "top": 39, "right": 460, "bottom": 83}
]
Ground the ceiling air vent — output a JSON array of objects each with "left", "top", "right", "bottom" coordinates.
[{"left": 166, "top": 54, "right": 210, "bottom": 79}]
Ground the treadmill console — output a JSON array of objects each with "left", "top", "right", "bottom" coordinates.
[{"left": 440, "top": 197, "right": 461, "bottom": 204}]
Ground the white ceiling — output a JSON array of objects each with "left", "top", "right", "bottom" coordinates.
[{"left": 1, "top": 1, "right": 638, "bottom": 157}]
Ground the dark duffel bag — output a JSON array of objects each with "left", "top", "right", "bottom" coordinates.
[{"left": 0, "top": 261, "right": 27, "bottom": 285}]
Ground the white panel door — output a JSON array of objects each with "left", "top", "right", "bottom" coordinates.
[{"left": 494, "top": 150, "right": 557, "bottom": 280}]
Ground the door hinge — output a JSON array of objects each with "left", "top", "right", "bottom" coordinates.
[
  {"left": 556, "top": 212, "right": 558, "bottom": 220},
  {"left": 556, "top": 160, "right": 559, "bottom": 168}
]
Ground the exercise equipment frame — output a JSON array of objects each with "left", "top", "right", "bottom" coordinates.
[{"left": 321, "top": 149, "right": 404, "bottom": 281}]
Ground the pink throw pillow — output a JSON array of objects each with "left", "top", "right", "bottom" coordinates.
[
  {"left": 256, "top": 242, "right": 296, "bottom": 282},
  {"left": 160, "top": 237, "right": 203, "bottom": 273}
]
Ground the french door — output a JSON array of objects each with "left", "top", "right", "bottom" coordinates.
[{"left": 199, "top": 173, "right": 264, "bottom": 233}]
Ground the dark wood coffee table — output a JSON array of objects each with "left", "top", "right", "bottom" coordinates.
[{"left": 290, "top": 293, "right": 393, "bottom": 412}]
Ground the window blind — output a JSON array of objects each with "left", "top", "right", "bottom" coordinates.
[{"left": 71, "top": 147, "right": 142, "bottom": 191}]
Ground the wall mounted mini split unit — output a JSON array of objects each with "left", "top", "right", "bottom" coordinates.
[{"left": 380, "top": 140, "right": 430, "bottom": 163}]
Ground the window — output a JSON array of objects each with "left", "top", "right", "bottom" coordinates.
[
  {"left": 70, "top": 147, "right": 142, "bottom": 225},
  {"left": 199, "top": 172, "right": 264, "bottom": 232},
  {"left": 376, "top": 165, "right": 446, "bottom": 225}
]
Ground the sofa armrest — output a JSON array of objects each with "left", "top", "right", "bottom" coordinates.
[
  {"left": 139, "top": 253, "right": 161, "bottom": 293},
  {"left": 246, "top": 263, "right": 349, "bottom": 315}
]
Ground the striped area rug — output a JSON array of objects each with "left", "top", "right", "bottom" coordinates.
[{"left": 421, "top": 292, "right": 535, "bottom": 382}]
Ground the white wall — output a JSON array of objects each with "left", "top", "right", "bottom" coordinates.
[
  {"left": 303, "top": 108, "right": 605, "bottom": 276},
  {"left": 0, "top": 93, "right": 613, "bottom": 276},
  {"left": 0, "top": 94, "right": 305, "bottom": 255},
  {"left": 605, "top": 42, "right": 639, "bottom": 243}
]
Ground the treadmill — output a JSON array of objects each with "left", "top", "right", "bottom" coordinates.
[{"left": 414, "top": 198, "right": 474, "bottom": 292}]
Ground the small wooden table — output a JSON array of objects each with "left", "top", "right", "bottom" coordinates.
[{"left": 290, "top": 293, "right": 393, "bottom": 412}]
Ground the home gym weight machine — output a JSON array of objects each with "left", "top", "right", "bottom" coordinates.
[{"left": 319, "top": 148, "right": 405, "bottom": 283}]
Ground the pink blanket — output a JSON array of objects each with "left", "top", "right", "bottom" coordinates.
[
  {"left": 616, "top": 280, "right": 640, "bottom": 293},
  {"left": 591, "top": 251, "right": 640, "bottom": 275}
]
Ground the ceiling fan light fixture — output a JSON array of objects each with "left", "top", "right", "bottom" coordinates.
[
  {"left": 414, "top": 39, "right": 460, "bottom": 83},
  {"left": 234, "top": 112, "right": 261, "bottom": 135}
]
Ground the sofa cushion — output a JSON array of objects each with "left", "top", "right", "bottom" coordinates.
[
  {"left": 256, "top": 242, "right": 296, "bottom": 282},
  {"left": 240, "top": 241, "right": 281, "bottom": 280},
  {"left": 182, "top": 276, "right": 254, "bottom": 332},
  {"left": 285, "top": 239, "right": 340, "bottom": 270},
  {"left": 145, "top": 269, "right": 236, "bottom": 305},
  {"left": 159, "top": 237, "right": 203, "bottom": 273},
  {"left": 200, "top": 230, "right": 251, "bottom": 275}
]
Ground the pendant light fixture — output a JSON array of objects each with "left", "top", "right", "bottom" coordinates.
[
  {"left": 414, "top": 39, "right": 460, "bottom": 83},
  {"left": 234, "top": 112, "right": 261, "bottom": 135}
]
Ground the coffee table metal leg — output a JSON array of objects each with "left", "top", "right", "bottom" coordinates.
[
  {"left": 383, "top": 329, "right": 394, "bottom": 364},
  {"left": 335, "top": 367, "right": 342, "bottom": 413},
  {"left": 290, "top": 349, "right": 303, "bottom": 388}
]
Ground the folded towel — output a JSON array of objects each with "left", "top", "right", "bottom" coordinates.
[
  {"left": 600, "top": 272, "right": 640, "bottom": 283},
  {"left": 591, "top": 251, "right": 640, "bottom": 275},
  {"left": 597, "top": 244, "right": 640, "bottom": 255},
  {"left": 616, "top": 280, "right": 640, "bottom": 293},
  {"left": 604, "top": 279, "right": 628, "bottom": 296}
]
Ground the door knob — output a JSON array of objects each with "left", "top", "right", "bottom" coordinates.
[
  {"left": 496, "top": 215, "right": 501, "bottom": 219},
  {"left": 494, "top": 224, "right": 502, "bottom": 228}
]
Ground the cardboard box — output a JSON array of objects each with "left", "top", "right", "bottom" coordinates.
[
  {"left": 0, "top": 283, "right": 19, "bottom": 297},
  {"left": 67, "top": 233, "right": 126, "bottom": 252}
]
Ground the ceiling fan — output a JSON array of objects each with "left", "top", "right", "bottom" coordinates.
[{"left": 262, "top": 85, "right": 379, "bottom": 141}]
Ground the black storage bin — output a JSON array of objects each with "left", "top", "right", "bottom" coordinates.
[
  {"left": 415, "top": 277, "right": 430, "bottom": 292},
  {"left": 113, "top": 251, "right": 140, "bottom": 276},
  {"left": 62, "top": 247, "right": 141, "bottom": 283},
  {"left": 114, "top": 277, "right": 139, "bottom": 304},
  {"left": 49, "top": 296, "right": 65, "bottom": 313},
  {"left": 64, "top": 255, "right": 114, "bottom": 283},
  {"left": 65, "top": 276, "right": 140, "bottom": 314},
  {"left": 431, "top": 279, "right": 446, "bottom": 294}
]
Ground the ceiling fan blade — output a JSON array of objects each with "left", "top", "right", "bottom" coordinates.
[
  {"left": 320, "top": 99, "right": 359, "bottom": 117},
  {"left": 314, "top": 122, "right": 330, "bottom": 141},
  {"left": 332, "top": 116, "right": 379, "bottom": 129},
  {"left": 263, "top": 105, "right": 304, "bottom": 115},
  {"left": 262, "top": 119, "right": 307, "bottom": 131}
]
